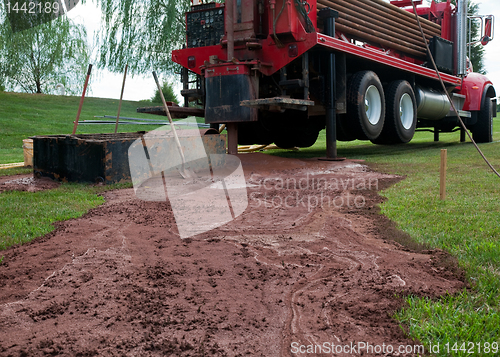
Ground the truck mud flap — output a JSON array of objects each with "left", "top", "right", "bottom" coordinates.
[{"left": 205, "top": 64, "right": 258, "bottom": 124}]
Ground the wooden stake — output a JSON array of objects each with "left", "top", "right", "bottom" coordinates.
[
  {"left": 114, "top": 64, "right": 128, "bottom": 133},
  {"left": 72, "top": 64, "right": 92, "bottom": 135},
  {"left": 440, "top": 149, "right": 447, "bottom": 200}
]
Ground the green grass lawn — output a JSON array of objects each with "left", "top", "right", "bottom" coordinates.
[
  {"left": 0, "top": 185, "right": 105, "bottom": 250},
  {"left": 0, "top": 91, "right": 145, "bottom": 257},
  {"left": 0, "top": 91, "right": 164, "bottom": 163},
  {"left": 0, "top": 91, "right": 499, "bottom": 355}
]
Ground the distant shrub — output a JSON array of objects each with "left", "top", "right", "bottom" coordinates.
[{"left": 151, "top": 81, "right": 178, "bottom": 105}]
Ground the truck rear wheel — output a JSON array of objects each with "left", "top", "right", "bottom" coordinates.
[
  {"left": 372, "top": 80, "right": 417, "bottom": 145},
  {"left": 336, "top": 114, "right": 357, "bottom": 141},
  {"left": 472, "top": 96, "right": 493, "bottom": 143},
  {"left": 347, "top": 71, "right": 385, "bottom": 141},
  {"left": 271, "top": 111, "right": 322, "bottom": 148},
  {"left": 274, "top": 128, "right": 320, "bottom": 149}
]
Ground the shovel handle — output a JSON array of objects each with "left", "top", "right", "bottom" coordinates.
[{"left": 152, "top": 71, "right": 187, "bottom": 166}]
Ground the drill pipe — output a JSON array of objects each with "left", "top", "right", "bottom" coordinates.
[
  {"left": 368, "top": 0, "right": 441, "bottom": 31},
  {"left": 357, "top": 0, "right": 441, "bottom": 36},
  {"left": 334, "top": 17, "right": 427, "bottom": 53},
  {"left": 323, "top": 0, "right": 440, "bottom": 39},
  {"left": 333, "top": 22, "right": 427, "bottom": 58},
  {"left": 317, "top": 0, "right": 429, "bottom": 47}
]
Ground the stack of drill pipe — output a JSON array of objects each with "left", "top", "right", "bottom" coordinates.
[{"left": 317, "top": 0, "right": 441, "bottom": 60}]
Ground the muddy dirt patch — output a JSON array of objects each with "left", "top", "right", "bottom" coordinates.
[
  {"left": 0, "top": 154, "right": 464, "bottom": 356},
  {"left": 0, "top": 174, "right": 60, "bottom": 193}
]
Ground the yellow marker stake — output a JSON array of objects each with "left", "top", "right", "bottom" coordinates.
[{"left": 440, "top": 149, "right": 447, "bottom": 200}]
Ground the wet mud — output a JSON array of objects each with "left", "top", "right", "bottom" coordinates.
[{"left": 0, "top": 153, "right": 464, "bottom": 356}]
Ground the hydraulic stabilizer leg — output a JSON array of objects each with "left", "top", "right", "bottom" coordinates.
[
  {"left": 318, "top": 8, "right": 344, "bottom": 161},
  {"left": 227, "top": 123, "right": 238, "bottom": 154}
]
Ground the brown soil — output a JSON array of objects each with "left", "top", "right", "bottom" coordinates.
[{"left": 0, "top": 153, "right": 464, "bottom": 356}]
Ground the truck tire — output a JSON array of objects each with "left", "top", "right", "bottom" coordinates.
[
  {"left": 272, "top": 111, "right": 322, "bottom": 148},
  {"left": 238, "top": 121, "right": 274, "bottom": 146},
  {"left": 372, "top": 80, "right": 417, "bottom": 145},
  {"left": 274, "top": 128, "right": 320, "bottom": 148},
  {"left": 347, "top": 71, "right": 385, "bottom": 141},
  {"left": 472, "top": 96, "right": 493, "bottom": 143},
  {"left": 336, "top": 114, "right": 357, "bottom": 141}
]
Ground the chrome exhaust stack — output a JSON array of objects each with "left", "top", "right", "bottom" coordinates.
[{"left": 455, "top": 0, "right": 468, "bottom": 75}]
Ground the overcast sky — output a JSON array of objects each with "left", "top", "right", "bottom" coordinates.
[{"left": 67, "top": 0, "right": 500, "bottom": 102}]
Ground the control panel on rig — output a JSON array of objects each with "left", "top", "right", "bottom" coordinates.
[{"left": 186, "top": 3, "right": 225, "bottom": 48}]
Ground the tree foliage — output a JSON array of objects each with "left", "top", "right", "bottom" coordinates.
[
  {"left": 0, "top": 10, "right": 90, "bottom": 94},
  {"left": 151, "top": 81, "right": 179, "bottom": 104},
  {"left": 92, "top": 0, "right": 191, "bottom": 75}
]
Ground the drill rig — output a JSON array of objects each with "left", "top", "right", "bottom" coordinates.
[{"left": 171, "top": 0, "right": 496, "bottom": 156}]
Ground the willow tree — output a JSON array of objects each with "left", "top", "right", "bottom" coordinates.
[
  {"left": 92, "top": 0, "right": 191, "bottom": 75},
  {"left": 0, "top": 12, "right": 89, "bottom": 94}
]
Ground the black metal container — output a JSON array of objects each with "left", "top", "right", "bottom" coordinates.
[{"left": 32, "top": 132, "right": 226, "bottom": 184}]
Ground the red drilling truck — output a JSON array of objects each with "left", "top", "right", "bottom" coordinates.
[{"left": 170, "top": 0, "right": 496, "bottom": 156}]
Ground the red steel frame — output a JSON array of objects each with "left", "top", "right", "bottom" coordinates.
[
  {"left": 173, "top": 0, "right": 462, "bottom": 87},
  {"left": 173, "top": 32, "right": 462, "bottom": 86},
  {"left": 315, "top": 34, "right": 462, "bottom": 86}
]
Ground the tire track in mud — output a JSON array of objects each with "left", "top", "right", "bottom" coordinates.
[{"left": 202, "top": 159, "right": 463, "bottom": 356}]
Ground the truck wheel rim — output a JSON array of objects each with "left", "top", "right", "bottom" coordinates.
[
  {"left": 399, "top": 93, "right": 413, "bottom": 130},
  {"left": 365, "top": 85, "right": 382, "bottom": 125}
]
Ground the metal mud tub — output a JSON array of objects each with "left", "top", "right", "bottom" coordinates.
[{"left": 32, "top": 131, "right": 226, "bottom": 184}]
